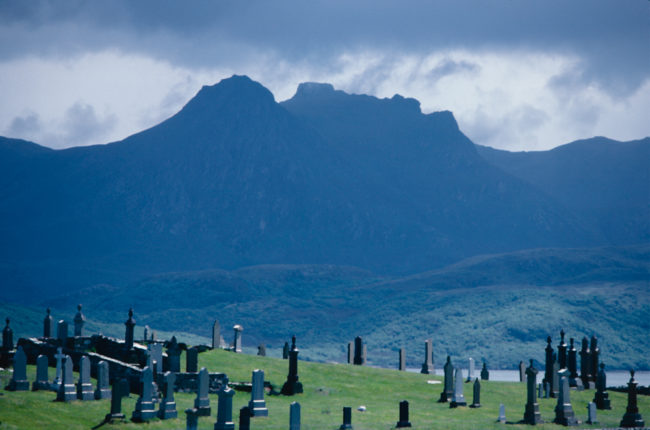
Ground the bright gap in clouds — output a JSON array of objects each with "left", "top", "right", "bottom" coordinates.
[{"left": 1, "top": 49, "right": 648, "bottom": 151}]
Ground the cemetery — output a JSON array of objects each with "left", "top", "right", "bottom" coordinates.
[{"left": 0, "top": 308, "right": 648, "bottom": 429}]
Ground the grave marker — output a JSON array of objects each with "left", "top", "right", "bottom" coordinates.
[
  {"left": 589, "top": 336, "right": 599, "bottom": 386},
  {"left": 593, "top": 362, "right": 611, "bottom": 409},
  {"left": 586, "top": 402, "right": 598, "bottom": 425},
  {"left": 396, "top": 400, "right": 412, "bottom": 428},
  {"left": 523, "top": 359, "right": 542, "bottom": 424},
  {"left": 76, "top": 355, "right": 94, "bottom": 400},
  {"left": 420, "top": 339, "right": 433, "bottom": 374},
  {"left": 233, "top": 324, "right": 243, "bottom": 353},
  {"left": 281, "top": 336, "right": 303, "bottom": 395},
  {"left": 194, "top": 367, "right": 211, "bottom": 416},
  {"left": 7, "top": 346, "right": 29, "bottom": 391},
  {"left": 105, "top": 379, "right": 126, "bottom": 423},
  {"left": 158, "top": 371, "right": 178, "bottom": 419},
  {"left": 166, "top": 336, "right": 181, "bottom": 373},
  {"left": 239, "top": 406, "right": 251, "bottom": 430},
  {"left": 257, "top": 343, "right": 266, "bottom": 357},
  {"left": 450, "top": 367, "right": 467, "bottom": 408},
  {"left": 557, "top": 329, "right": 567, "bottom": 369},
  {"left": 551, "top": 360, "right": 559, "bottom": 398},
  {"left": 579, "top": 336, "right": 593, "bottom": 388},
  {"left": 519, "top": 360, "right": 525, "bottom": 382},
  {"left": 249, "top": 369, "right": 268, "bottom": 417},
  {"left": 619, "top": 369, "right": 645, "bottom": 428},
  {"left": 73, "top": 304, "right": 85, "bottom": 337},
  {"left": 438, "top": 355, "right": 454, "bottom": 402},
  {"left": 339, "top": 406, "right": 353, "bottom": 430},
  {"left": 470, "top": 378, "right": 481, "bottom": 408},
  {"left": 95, "top": 360, "right": 111, "bottom": 399},
  {"left": 567, "top": 337, "right": 583, "bottom": 389},
  {"left": 57, "top": 320, "right": 68, "bottom": 344},
  {"left": 481, "top": 362, "right": 489, "bottom": 380},
  {"left": 52, "top": 346, "right": 64, "bottom": 390},
  {"left": 131, "top": 366, "right": 156, "bottom": 422},
  {"left": 289, "top": 401, "right": 301, "bottom": 430},
  {"left": 124, "top": 308, "right": 136, "bottom": 350},
  {"left": 214, "top": 377, "right": 236, "bottom": 430},
  {"left": 553, "top": 370, "right": 579, "bottom": 426},
  {"left": 43, "top": 308, "right": 53, "bottom": 338},
  {"left": 399, "top": 348, "right": 406, "bottom": 371},
  {"left": 2, "top": 317, "right": 12, "bottom": 350},
  {"left": 467, "top": 357, "right": 475, "bottom": 382},
  {"left": 497, "top": 404, "right": 506, "bottom": 423},
  {"left": 187, "top": 346, "right": 198, "bottom": 373},
  {"left": 32, "top": 354, "right": 50, "bottom": 391},
  {"left": 56, "top": 355, "right": 77, "bottom": 401},
  {"left": 185, "top": 408, "right": 199, "bottom": 430},
  {"left": 353, "top": 336, "right": 364, "bottom": 365},
  {"left": 212, "top": 319, "right": 221, "bottom": 349}
]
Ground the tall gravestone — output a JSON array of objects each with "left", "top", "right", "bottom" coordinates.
[
  {"left": 481, "top": 362, "right": 489, "bottom": 380},
  {"left": 166, "top": 336, "right": 181, "bottom": 373},
  {"left": 249, "top": 369, "right": 268, "bottom": 417},
  {"left": 214, "top": 377, "right": 236, "bottom": 430},
  {"left": 2, "top": 317, "right": 12, "bottom": 350},
  {"left": 233, "top": 325, "right": 243, "bottom": 353},
  {"left": 470, "top": 378, "right": 481, "bottom": 408},
  {"left": 195, "top": 367, "right": 211, "bottom": 416},
  {"left": 73, "top": 304, "right": 85, "bottom": 337},
  {"left": 362, "top": 344, "right": 367, "bottom": 365},
  {"left": 124, "top": 308, "right": 136, "bottom": 350},
  {"left": 239, "top": 406, "right": 252, "bottom": 430},
  {"left": 467, "top": 357, "right": 475, "bottom": 382},
  {"left": 544, "top": 336, "right": 554, "bottom": 390},
  {"left": 347, "top": 341, "right": 352, "bottom": 364},
  {"left": 519, "top": 361, "right": 526, "bottom": 382},
  {"left": 158, "top": 371, "right": 178, "bottom": 419},
  {"left": 143, "top": 325, "right": 149, "bottom": 343},
  {"left": 43, "top": 308, "right": 53, "bottom": 338},
  {"left": 32, "top": 354, "right": 50, "bottom": 391},
  {"left": 553, "top": 370, "right": 579, "bottom": 426},
  {"left": 281, "top": 336, "right": 303, "bottom": 395},
  {"left": 131, "top": 366, "right": 156, "bottom": 422},
  {"left": 145, "top": 354, "right": 159, "bottom": 401},
  {"left": 7, "top": 346, "right": 29, "bottom": 391},
  {"left": 438, "top": 355, "right": 454, "bottom": 402},
  {"left": 589, "top": 336, "right": 599, "bottom": 386},
  {"left": 353, "top": 336, "right": 364, "bottom": 365},
  {"left": 56, "top": 355, "right": 77, "bottom": 401},
  {"left": 57, "top": 320, "right": 68, "bottom": 344},
  {"left": 185, "top": 408, "right": 199, "bottom": 430},
  {"left": 77, "top": 355, "right": 94, "bottom": 400},
  {"left": 95, "top": 360, "right": 111, "bottom": 399},
  {"left": 289, "top": 402, "right": 301, "bottom": 430},
  {"left": 551, "top": 360, "right": 559, "bottom": 398},
  {"left": 187, "top": 346, "right": 198, "bottom": 373},
  {"left": 523, "top": 360, "right": 542, "bottom": 424},
  {"left": 586, "top": 402, "right": 598, "bottom": 425},
  {"left": 593, "top": 363, "right": 611, "bottom": 409},
  {"left": 557, "top": 329, "right": 567, "bottom": 370},
  {"left": 284, "top": 341, "right": 291, "bottom": 360},
  {"left": 497, "top": 404, "right": 506, "bottom": 423},
  {"left": 420, "top": 339, "right": 433, "bottom": 374},
  {"left": 105, "top": 379, "right": 126, "bottom": 422},
  {"left": 52, "top": 346, "right": 64, "bottom": 390},
  {"left": 339, "top": 406, "right": 353, "bottom": 430},
  {"left": 399, "top": 348, "right": 406, "bottom": 371},
  {"left": 212, "top": 319, "right": 221, "bottom": 349},
  {"left": 620, "top": 369, "right": 645, "bottom": 428},
  {"left": 567, "top": 338, "right": 583, "bottom": 389},
  {"left": 396, "top": 400, "right": 412, "bottom": 428},
  {"left": 579, "top": 337, "right": 592, "bottom": 388},
  {"left": 450, "top": 368, "right": 467, "bottom": 408}
]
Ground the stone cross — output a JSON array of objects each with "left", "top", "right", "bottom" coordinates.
[
  {"left": 497, "top": 403, "right": 506, "bottom": 423},
  {"left": 56, "top": 355, "right": 77, "bottom": 401},
  {"left": 438, "top": 355, "right": 454, "bottom": 402},
  {"left": 519, "top": 360, "right": 525, "bottom": 382},
  {"left": 619, "top": 369, "right": 645, "bottom": 428},
  {"left": 399, "top": 348, "right": 406, "bottom": 371},
  {"left": 105, "top": 379, "right": 126, "bottom": 422},
  {"left": 353, "top": 336, "right": 364, "bottom": 365},
  {"left": 124, "top": 308, "right": 136, "bottom": 350},
  {"left": 589, "top": 336, "right": 599, "bottom": 386},
  {"left": 95, "top": 360, "right": 111, "bottom": 399},
  {"left": 32, "top": 354, "right": 50, "bottom": 391},
  {"left": 586, "top": 402, "right": 598, "bottom": 424},
  {"left": 131, "top": 366, "right": 156, "bottom": 422},
  {"left": 281, "top": 335, "right": 303, "bottom": 395},
  {"left": 470, "top": 378, "right": 481, "bottom": 408},
  {"left": 57, "top": 320, "right": 68, "bottom": 344},
  {"left": 420, "top": 339, "right": 433, "bottom": 374},
  {"left": 466, "top": 357, "right": 475, "bottom": 382},
  {"left": 289, "top": 401, "right": 301, "bottom": 430},
  {"left": 594, "top": 362, "right": 611, "bottom": 409},
  {"left": 233, "top": 324, "right": 243, "bottom": 353},
  {"left": 43, "top": 308, "right": 53, "bottom": 338},
  {"left": 481, "top": 361, "right": 489, "bottom": 380},
  {"left": 553, "top": 370, "right": 578, "bottom": 426},
  {"left": 214, "top": 378, "right": 236, "bottom": 430},
  {"left": 557, "top": 329, "right": 567, "bottom": 369},
  {"left": 212, "top": 319, "right": 221, "bottom": 349},
  {"left": 523, "top": 359, "right": 542, "bottom": 424},
  {"left": 579, "top": 336, "right": 593, "bottom": 388},
  {"left": 567, "top": 337, "right": 583, "bottom": 389},
  {"left": 166, "top": 336, "right": 181, "bottom": 373},
  {"left": 73, "top": 304, "right": 85, "bottom": 337},
  {"left": 186, "top": 346, "right": 198, "bottom": 373},
  {"left": 157, "top": 371, "right": 178, "bottom": 419},
  {"left": 396, "top": 400, "right": 411, "bottom": 428},
  {"left": 257, "top": 343, "right": 266, "bottom": 356},
  {"left": 194, "top": 367, "right": 211, "bottom": 416},
  {"left": 76, "top": 355, "right": 94, "bottom": 400},
  {"left": 450, "top": 367, "right": 467, "bottom": 408},
  {"left": 284, "top": 341, "right": 290, "bottom": 359},
  {"left": 52, "top": 346, "right": 64, "bottom": 389},
  {"left": 249, "top": 369, "right": 268, "bottom": 417},
  {"left": 8, "top": 345, "right": 29, "bottom": 391},
  {"left": 2, "top": 317, "right": 12, "bottom": 350},
  {"left": 239, "top": 406, "right": 251, "bottom": 430}
]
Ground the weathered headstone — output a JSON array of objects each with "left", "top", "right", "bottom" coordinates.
[
  {"left": 420, "top": 339, "right": 433, "bottom": 374},
  {"left": 185, "top": 408, "right": 199, "bottom": 430},
  {"left": 438, "top": 355, "right": 454, "bottom": 402},
  {"left": 353, "top": 336, "right": 364, "bottom": 365},
  {"left": 289, "top": 401, "right": 301, "bottom": 430},
  {"left": 148, "top": 343, "right": 163, "bottom": 374},
  {"left": 544, "top": 336, "right": 554, "bottom": 390},
  {"left": 362, "top": 344, "right": 367, "bottom": 365},
  {"left": 105, "top": 379, "right": 126, "bottom": 422},
  {"left": 187, "top": 346, "right": 198, "bottom": 373},
  {"left": 497, "top": 404, "right": 506, "bottom": 423},
  {"left": 399, "top": 348, "right": 406, "bottom": 371},
  {"left": 586, "top": 402, "right": 598, "bottom": 425},
  {"left": 2, "top": 317, "right": 12, "bottom": 350},
  {"left": 467, "top": 357, "right": 475, "bottom": 382},
  {"left": 166, "top": 336, "right": 181, "bottom": 373},
  {"left": 519, "top": 360, "right": 526, "bottom": 382},
  {"left": 95, "top": 360, "right": 111, "bottom": 399},
  {"left": 593, "top": 362, "right": 611, "bottom": 409},
  {"left": 396, "top": 400, "right": 412, "bottom": 428},
  {"left": 214, "top": 377, "right": 236, "bottom": 430},
  {"left": 346, "top": 341, "right": 352, "bottom": 364},
  {"left": 131, "top": 366, "right": 156, "bottom": 422},
  {"left": 257, "top": 343, "right": 266, "bottom": 357},
  {"left": 557, "top": 329, "right": 567, "bottom": 369},
  {"left": 551, "top": 360, "right": 560, "bottom": 398},
  {"left": 523, "top": 359, "right": 542, "bottom": 424},
  {"left": 7, "top": 346, "right": 29, "bottom": 391},
  {"left": 143, "top": 325, "right": 149, "bottom": 343},
  {"left": 239, "top": 406, "right": 251, "bottom": 430},
  {"left": 124, "top": 308, "right": 136, "bottom": 350},
  {"left": 249, "top": 369, "right": 268, "bottom": 417},
  {"left": 158, "top": 371, "right": 178, "bottom": 419},
  {"left": 589, "top": 336, "right": 599, "bottom": 386},
  {"left": 450, "top": 367, "right": 467, "bottom": 408},
  {"left": 481, "top": 361, "right": 489, "bottom": 380},
  {"left": 52, "top": 346, "right": 64, "bottom": 390},
  {"left": 233, "top": 324, "right": 243, "bottom": 353},
  {"left": 56, "top": 355, "right": 77, "bottom": 401},
  {"left": 57, "top": 320, "right": 68, "bottom": 344},
  {"left": 284, "top": 341, "right": 291, "bottom": 360},
  {"left": 470, "top": 378, "right": 481, "bottom": 408},
  {"left": 194, "top": 367, "right": 211, "bottom": 416},
  {"left": 281, "top": 336, "right": 303, "bottom": 395},
  {"left": 73, "top": 304, "right": 85, "bottom": 337},
  {"left": 339, "top": 406, "right": 353, "bottom": 430},
  {"left": 553, "top": 370, "right": 579, "bottom": 426},
  {"left": 620, "top": 369, "right": 645, "bottom": 428},
  {"left": 43, "top": 308, "right": 53, "bottom": 338},
  {"left": 32, "top": 354, "right": 50, "bottom": 391},
  {"left": 579, "top": 336, "right": 593, "bottom": 388},
  {"left": 567, "top": 337, "right": 583, "bottom": 389},
  {"left": 538, "top": 382, "right": 543, "bottom": 399},
  {"left": 544, "top": 381, "right": 550, "bottom": 398},
  {"left": 77, "top": 355, "right": 94, "bottom": 400},
  {"left": 212, "top": 319, "right": 221, "bottom": 349}
]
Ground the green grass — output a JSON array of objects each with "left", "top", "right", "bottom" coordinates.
[{"left": 1, "top": 349, "right": 647, "bottom": 429}]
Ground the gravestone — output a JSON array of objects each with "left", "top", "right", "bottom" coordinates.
[
  {"left": 239, "top": 406, "right": 251, "bottom": 430},
  {"left": 56, "top": 355, "right": 77, "bottom": 401},
  {"left": 353, "top": 336, "right": 364, "bottom": 365},
  {"left": 362, "top": 344, "right": 367, "bottom": 365},
  {"left": 131, "top": 366, "right": 156, "bottom": 422},
  {"left": 166, "top": 336, "right": 181, "bottom": 373},
  {"left": 339, "top": 406, "right": 353, "bottom": 430},
  {"left": 148, "top": 343, "right": 163, "bottom": 374},
  {"left": 124, "top": 308, "right": 136, "bottom": 350},
  {"left": 105, "top": 379, "right": 126, "bottom": 422},
  {"left": 95, "top": 360, "right": 111, "bottom": 399},
  {"left": 233, "top": 324, "right": 243, "bottom": 353},
  {"left": 7, "top": 346, "right": 29, "bottom": 390},
  {"left": 470, "top": 378, "right": 481, "bottom": 408},
  {"left": 145, "top": 354, "right": 159, "bottom": 401},
  {"left": 52, "top": 346, "right": 64, "bottom": 389},
  {"left": 438, "top": 355, "right": 454, "bottom": 402},
  {"left": 281, "top": 336, "right": 303, "bottom": 395},
  {"left": 551, "top": 360, "right": 560, "bottom": 398},
  {"left": 347, "top": 341, "right": 352, "bottom": 364},
  {"left": 579, "top": 336, "right": 593, "bottom": 388},
  {"left": 73, "top": 304, "right": 85, "bottom": 337},
  {"left": 396, "top": 400, "right": 412, "bottom": 428},
  {"left": 523, "top": 359, "right": 542, "bottom": 424},
  {"left": 557, "top": 329, "right": 567, "bottom": 369},
  {"left": 212, "top": 320, "right": 221, "bottom": 349},
  {"left": 143, "top": 325, "right": 149, "bottom": 343},
  {"left": 537, "top": 382, "right": 543, "bottom": 399},
  {"left": 214, "top": 377, "right": 236, "bottom": 430},
  {"left": 420, "top": 339, "right": 433, "bottom": 374},
  {"left": 76, "top": 355, "right": 94, "bottom": 400},
  {"left": 544, "top": 336, "right": 554, "bottom": 389},
  {"left": 57, "top": 320, "right": 68, "bottom": 344},
  {"left": 481, "top": 362, "right": 489, "bottom": 380},
  {"left": 284, "top": 341, "right": 290, "bottom": 359},
  {"left": 32, "top": 354, "right": 50, "bottom": 391},
  {"left": 43, "top": 308, "right": 53, "bottom": 338},
  {"left": 450, "top": 367, "right": 467, "bottom": 407},
  {"left": 257, "top": 344, "right": 266, "bottom": 357},
  {"left": 187, "top": 346, "right": 198, "bottom": 373},
  {"left": 544, "top": 381, "right": 550, "bottom": 398},
  {"left": 589, "top": 336, "right": 599, "bottom": 386},
  {"left": 399, "top": 348, "right": 406, "bottom": 371},
  {"left": 195, "top": 367, "right": 211, "bottom": 416},
  {"left": 519, "top": 361, "right": 526, "bottom": 382},
  {"left": 593, "top": 362, "right": 611, "bottom": 409},
  {"left": 249, "top": 369, "right": 268, "bottom": 417},
  {"left": 289, "top": 401, "right": 301, "bottom": 430},
  {"left": 567, "top": 338, "right": 583, "bottom": 389},
  {"left": 158, "top": 371, "right": 178, "bottom": 419},
  {"left": 497, "top": 404, "right": 506, "bottom": 423},
  {"left": 586, "top": 402, "right": 598, "bottom": 424},
  {"left": 553, "top": 370, "right": 579, "bottom": 426},
  {"left": 185, "top": 408, "right": 199, "bottom": 430},
  {"left": 619, "top": 369, "right": 645, "bottom": 428},
  {"left": 467, "top": 357, "right": 475, "bottom": 382},
  {"left": 2, "top": 317, "right": 12, "bottom": 350}
]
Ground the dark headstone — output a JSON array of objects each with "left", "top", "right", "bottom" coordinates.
[
  {"left": 214, "top": 377, "right": 236, "bottom": 430},
  {"left": 249, "top": 369, "right": 268, "bottom": 417},
  {"left": 233, "top": 324, "right": 243, "bottom": 353},
  {"left": 2, "top": 317, "right": 12, "bottom": 350},
  {"left": 57, "top": 320, "right": 68, "bottom": 344},
  {"left": 353, "top": 336, "right": 364, "bottom": 365},
  {"left": 7, "top": 346, "right": 29, "bottom": 391},
  {"left": 76, "top": 355, "right": 94, "bottom": 400},
  {"left": 239, "top": 406, "right": 251, "bottom": 430},
  {"left": 438, "top": 355, "right": 454, "bottom": 402},
  {"left": 95, "top": 360, "right": 111, "bottom": 399},
  {"left": 399, "top": 348, "right": 406, "bottom": 371},
  {"left": 283, "top": 341, "right": 290, "bottom": 359},
  {"left": 158, "top": 371, "right": 178, "bottom": 419},
  {"left": 56, "top": 355, "right": 76, "bottom": 401},
  {"left": 589, "top": 336, "right": 599, "bottom": 385},
  {"left": 620, "top": 369, "right": 645, "bottom": 428},
  {"left": 166, "top": 336, "right": 181, "bottom": 373},
  {"left": 131, "top": 366, "right": 156, "bottom": 422},
  {"left": 450, "top": 368, "right": 467, "bottom": 408},
  {"left": 73, "top": 304, "right": 85, "bottom": 337},
  {"left": 557, "top": 329, "right": 567, "bottom": 369},
  {"left": 480, "top": 362, "right": 489, "bottom": 380},
  {"left": 43, "top": 308, "right": 53, "bottom": 338},
  {"left": 470, "top": 378, "right": 481, "bottom": 408},
  {"left": 194, "top": 367, "right": 211, "bottom": 416},
  {"left": 523, "top": 359, "right": 542, "bottom": 424},
  {"left": 105, "top": 379, "right": 126, "bottom": 423},
  {"left": 519, "top": 360, "right": 525, "bottom": 382},
  {"left": 281, "top": 335, "right": 303, "bottom": 395},
  {"left": 420, "top": 339, "right": 433, "bottom": 374},
  {"left": 257, "top": 343, "right": 266, "bottom": 356},
  {"left": 346, "top": 341, "right": 352, "bottom": 364},
  {"left": 593, "top": 362, "right": 611, "bottom": 409},
  {"left": 185, "top": 408, "right": 199, "bottom": 430},
  {"left": 340, "top": 406, "right": 353, "bottom": 429},
  {"left": 579, "top": 337, "right": 593, "bottom": 389},
  {"left": 289, "top": 401, "right": 301, "bottom": 430},
  {"left": 32, "top": 354, "right": 50, "bottom": 391},
  {"left": 544, "top": 336, "right": 554, "bottom": 389},
  {"left": 186, "top": 346, "right": 198, "bottom": 373},
  {"left": 567, "top": 338, "right": 583, "bottom": 389},
  {"left": 396, "top": 400, "right": 412, "bottom": 427},
  {"left": 553, "top": 370, "right": 579, "bottom": 426},
  {"left": 124, "top": 308, "right": 136, "bottom": 350},
  {"left": 212, "top": 319, "right": 221, "bottom": 349},
  {"left": 143, "top": 325, "right": 149, "bottom": 343}
]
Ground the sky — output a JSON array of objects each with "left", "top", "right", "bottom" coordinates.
[{"left": 0, "top": 0, "right": 648, "bottom": 151}]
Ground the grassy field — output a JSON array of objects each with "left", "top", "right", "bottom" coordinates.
[{"left": 1, "top": 348, "right": 647, "bottom": 429}]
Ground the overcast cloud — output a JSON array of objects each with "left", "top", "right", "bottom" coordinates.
[{"left": 0, "top": 0, "right": 648, "bottom": 150}]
